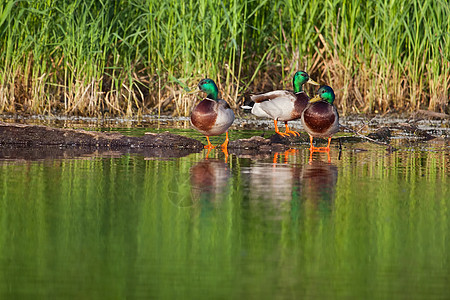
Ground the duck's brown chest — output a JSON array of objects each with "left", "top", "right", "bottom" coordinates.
[
  {"left": 303, "top": 102, "right": 335, "bottom": 133},
  {"left": 191, "top": 100, "right": 217, "bottom": 131}
]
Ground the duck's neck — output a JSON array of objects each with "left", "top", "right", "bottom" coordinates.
[
  {"left": 293, "top": 82, "right": 304, "bottom": 94},
  {"left": 207, "top": 91, "right": 218, "bottom": 100}
]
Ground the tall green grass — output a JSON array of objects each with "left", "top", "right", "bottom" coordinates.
[{"left": 0, "top": 0, "right": 448, "bottom": 117}]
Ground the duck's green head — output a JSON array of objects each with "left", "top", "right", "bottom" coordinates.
[
  {"left": 293, "top": 71, "right": 319, "bottom": 93},
  {"left": 198, "top": 78, "right": 219, "bottom": 100},
  {"left": 310, "top": 85, "right": 335, "bottom": 104}
]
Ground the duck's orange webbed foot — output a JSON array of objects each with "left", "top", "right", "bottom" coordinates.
[
  {"left": 277, "top": 131, "right": 291, "bottom": 137},
  {"left": 287, "top": 130, "right": 300, "bottom": 137},
  {"left": 308, "top": 136, "right": 332, "bottom": 152},
  {"left": 274, "top": 120, "right": 290, "bottom": 137},
  {"left": 204, "top": 136, "right": 216, "bottom": 149},
  {"left": 284, "top": 123, "right": 300, "bottom": 136}
]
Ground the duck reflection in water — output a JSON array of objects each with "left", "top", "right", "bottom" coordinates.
[
  {"left": 243, "top": 150, "right": 303, "bottom": 204},
  {"left": 190, "top": 158, "right": 231, "bottom": 203},
  {"left": 302, "top": 152, "right": 338, "bottom": 206},
  {"left": 242, "top": 150, "right": 338, "bottom": 213}
]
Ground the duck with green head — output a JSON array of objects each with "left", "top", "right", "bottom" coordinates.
[
  {"left": 241, "top": 71, "right": 319, "bottom": 136},
  {"left": 190, "top": 78, "right": 235, "bottom": 150},
  {"left": 301, "top": 85, "right": 339, "bottom": 151}
]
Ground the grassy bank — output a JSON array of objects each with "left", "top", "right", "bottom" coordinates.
[{"left": 0, "top": 0, "right": 449, "bottom": 117}]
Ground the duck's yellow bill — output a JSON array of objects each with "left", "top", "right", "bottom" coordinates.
[
  {"left": 308, "top": 94, "right": 321, "bottom": 103},
  {"left": 307, "top": 78, "right": 320, "bottom": 86}
]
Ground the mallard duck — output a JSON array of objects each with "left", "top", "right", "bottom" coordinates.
[
  {"left": 301, "top": 85, "right": 339, "bottom": 151},
  {"left": 241, "top": 71, "right": 319, "bottom": 136},
  {"left": 190, "top": 78, "right": 235, "bottom": 150}
]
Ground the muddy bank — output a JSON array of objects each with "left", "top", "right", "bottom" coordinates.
[
  {"left": 0, "top": 121, "right": 299, "bottom": 159},
  {"left": 0, "top": 121, "right": 448, "bottom": 160},
  {"left": 0, "top": 121, "right": 202, "bottom": 148},
  {"left": 0, "top": 122, "right": 206, "bottom": 159},
  {"left": 0, "top": 121, "right": 307, "bottom": 148}
]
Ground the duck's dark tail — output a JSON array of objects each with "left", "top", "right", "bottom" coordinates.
[
  {"left": 240, "top": 93, "right": 255, "bottom": 110},
  {"left": 241, "top": 103, "right": 254, "bottom": 110}
]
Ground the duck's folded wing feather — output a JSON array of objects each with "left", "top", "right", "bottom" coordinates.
[
  {"left": 249, "top": 90, "right": 295, "bottom": 103},
  {"left": 257, "top": 95, "right": 296, "bottom": 120}
]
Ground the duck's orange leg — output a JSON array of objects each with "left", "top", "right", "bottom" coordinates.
[
  {"left": 221, "top": 132, "right": 230, "bottom": 162},
  {"left": 309, "top": 135, "right": 315, "bottom": 151},
  {"left": 284, "top": 122, "right": 300, "bottom": 136},
  {"left": 204, "top": 136, "right": 216, "bottom": 149},
  {"left": 220, "top": 131, "right": 229, "bottom": 149},
  {"left": 275, "top": 120, "right": 289, "bottom": 137}
]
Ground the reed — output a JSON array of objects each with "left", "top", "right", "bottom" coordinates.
[{"left": 0, "top": 0, "right": 448, "bottom": 117}]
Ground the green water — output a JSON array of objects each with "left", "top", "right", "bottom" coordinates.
[{"left": 0, "top": 130, "right": 449, "bottom": 299}]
